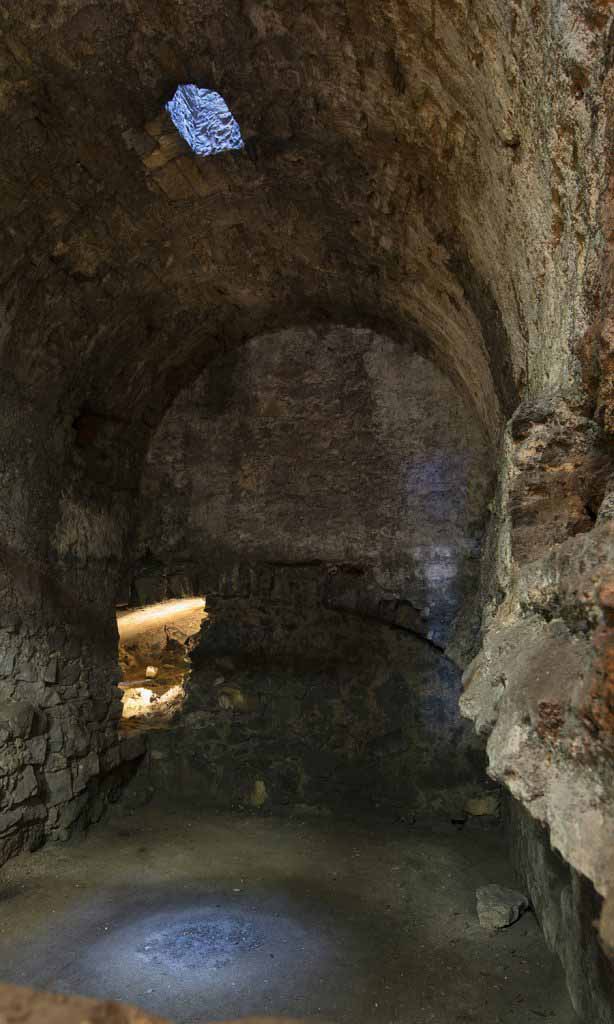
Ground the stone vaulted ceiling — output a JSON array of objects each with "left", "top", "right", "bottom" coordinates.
[{"left": 0, "top": 0, "right": 610, "bottom": 448}]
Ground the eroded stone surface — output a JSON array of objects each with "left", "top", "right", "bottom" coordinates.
[{"left": 461, "top": 400, "right": 614, "bottom": 966}]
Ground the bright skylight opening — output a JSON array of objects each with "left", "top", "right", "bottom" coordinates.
[{"left": 166, "top": 84, "right": 244, "bottom": 157}]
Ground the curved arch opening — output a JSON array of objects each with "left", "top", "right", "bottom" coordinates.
[{"left": 123, "top": 324, "right": 495, "bottom": 814}]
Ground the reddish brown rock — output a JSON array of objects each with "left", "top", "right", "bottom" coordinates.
[
  {"left": 0, "top": 984, "right": 169, "bottom": 1024},
  {"left": 0, "top": 984, "right": 326, "bottom": 1024}
]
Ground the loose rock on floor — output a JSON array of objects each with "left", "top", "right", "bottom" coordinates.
[{"left": 476, "top": 884, "right": 530, "bottom": 930}]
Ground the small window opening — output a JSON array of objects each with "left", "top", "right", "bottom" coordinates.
[
  {"left": 117, "top": 598, "right": 207, "bottom": 731},
  {"left": 165, "top": 84, "right": 244, "bottom": 157}
]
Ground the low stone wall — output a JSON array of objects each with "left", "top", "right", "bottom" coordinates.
[
  {"left": 0, "top": 613, "right": 145, "bottom": 865},
  {"left": 506, "top": 798, "right": 614, "bottom": 1023},
  {"left": 136, "top": 560, "right": 490, "bottom": 820}
]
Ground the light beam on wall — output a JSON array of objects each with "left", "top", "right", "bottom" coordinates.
[
  {"left": 117, "top": 598, "right": 206, "bottom": 724},
  {"left": 117, "top": 598, "right": 206, "bottom": 640}
]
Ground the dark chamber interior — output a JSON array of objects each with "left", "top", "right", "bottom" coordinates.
[{"left": 0, "top": 3, "right": 612, "bottom": 1023}]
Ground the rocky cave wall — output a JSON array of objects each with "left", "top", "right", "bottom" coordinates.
[
  {"left": 460, "top": 394, "right": 614, "bottom": 963},
  {"left": 130, "top": 325, "right": 494, "bottom": 816}
]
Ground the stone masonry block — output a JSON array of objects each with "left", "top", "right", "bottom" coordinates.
[{"left": 43, "top": 768, "right": 73, "bottom": 806}]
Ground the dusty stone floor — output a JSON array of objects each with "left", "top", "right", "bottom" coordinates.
[{"left": 0, "top": 805, "right": 579, "bottom": 1024}]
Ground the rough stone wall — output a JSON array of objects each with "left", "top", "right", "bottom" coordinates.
[
  {"left": 135, "top": 326, "right": 493, "bottom": 650},
  {"left": 131, "top": 326, "right": 493, "bottom": 814},
  {"left": 0, "top": 393, "right": 146, "bottom": 865},
  {"left": 506, "top": 798, "right": 614, "bottom": 1024},
  {"left": 143, "top": 562, "right": 487, "bottom": 818},
  {"left": 461, "top": 396, "right": 614, "bottom": 958}
]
